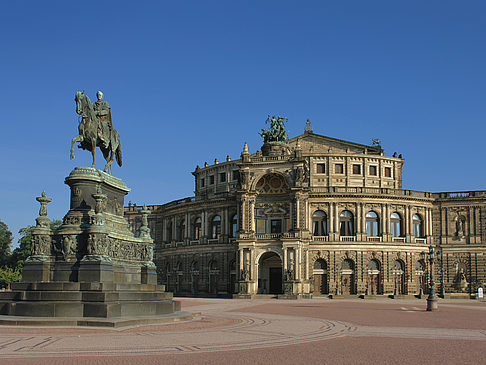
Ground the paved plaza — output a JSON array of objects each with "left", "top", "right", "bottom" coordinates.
[{"left": 0, "top": 297, "right": 485, "bottom": 364}]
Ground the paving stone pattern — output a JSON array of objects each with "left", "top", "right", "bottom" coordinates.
[{"left": 0, "top": 298, "right": 484, "bottom": 364}]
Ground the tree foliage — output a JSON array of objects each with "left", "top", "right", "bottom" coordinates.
[
  {"left": 0, "top": 220, "right": 13, "bottom": 267},
  {"left": 0, "top": 266, "right": 21, "bottom": 289}
]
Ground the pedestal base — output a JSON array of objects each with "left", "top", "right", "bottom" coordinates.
[{"left": 426, "top": 298, "right": 439, "bottom": 311}]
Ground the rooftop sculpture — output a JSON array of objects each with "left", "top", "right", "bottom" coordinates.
[{"left": 259, "top": 115, "right": 289, "bottom": 143}]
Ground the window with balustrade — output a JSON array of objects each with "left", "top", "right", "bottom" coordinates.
[
  {"left": 413, "top": 214, "right": 424, "bottom": 238},
  {"left": 230, "top": 214, "right": 238, "bottom": 238},
  {"left": 211, "top": 215, "right": 221, "bottom": 239},
  {"left": 312, "top": 210, "right": 328, "bottom": 236},
  {"left": 365, "top": 211, "right": 379, "bottom": 237},
  {"left": 390, "top": 212, "right": 403, "bottom": 237},
  {"left": 193, "top": 217, "right": 201, "bottom": 240},
  {"left": 339, "top": 210, "right": 354, "bottom": 236}
]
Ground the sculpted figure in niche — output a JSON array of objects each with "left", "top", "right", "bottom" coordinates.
[{"left": 455, "top": 213, "right": 466, "bottom": 238}]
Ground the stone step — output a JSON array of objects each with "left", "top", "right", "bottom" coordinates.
[{"left": 1, "top": 299, "right": 181, "bottom": 318}]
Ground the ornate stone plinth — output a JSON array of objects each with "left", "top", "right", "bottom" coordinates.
[
  {"left": 261, "top": 142, "right": 291, "bottom": 157},
  {"left": 0, "top": 168, "right": 184, "bottom": 326}
]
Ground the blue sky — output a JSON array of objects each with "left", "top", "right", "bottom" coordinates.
[{"left": 1, "top": 1, "right": 485, "bottom": 244}]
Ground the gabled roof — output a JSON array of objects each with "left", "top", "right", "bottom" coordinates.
[{"left": 288, "top": 131, "right": 383, "bottom": 155}]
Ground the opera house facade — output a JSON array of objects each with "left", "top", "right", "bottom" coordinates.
[{"left": 125, "top": 122, "right": 485, "bottom": 298}]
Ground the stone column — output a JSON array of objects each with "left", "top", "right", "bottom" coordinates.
[{"left": 329, "top": 202, "right": 334, "bottom": 236}]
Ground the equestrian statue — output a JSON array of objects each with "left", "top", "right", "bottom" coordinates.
[{"left": 70, "top": 90, "right": 122, "bottom": 174}]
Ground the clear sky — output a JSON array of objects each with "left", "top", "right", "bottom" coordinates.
[{"left": 1, "top": 1, "right": 485, "bottom": 244}]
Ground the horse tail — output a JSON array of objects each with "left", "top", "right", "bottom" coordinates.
[{"left": 116, "top": 138, "right": 122, "bottom": 167}]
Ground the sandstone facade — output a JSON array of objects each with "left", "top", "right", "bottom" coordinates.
[{"left": 125, "top": 131, "right": 486, "bottom": 298}]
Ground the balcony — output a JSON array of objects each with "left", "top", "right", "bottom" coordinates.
[
  {"left": 340, "top": 236, "right": 356, "bottom": 242},
  {"left": 392, "top": 237, "right": 406, "bottom": 243},
  {"left": 415, "top": 238, "right": 427, "bottom": 244},
  {"left": 312, "top": 235, "right": 329, "bottom": 242}
]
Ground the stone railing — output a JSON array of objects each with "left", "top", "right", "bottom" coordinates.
[
  {"left": 432, "top": 191, "right": 486, "bottom": 199},
  {"left": 367, "top": 236, "right": 382, "bottom": 242},
  {"left": 415, "top": 238, "right": 427, "bottom": 244},
  {"left": 392, "top": 237, "right": 406, "bottom": 243},
  {"left": 238, "top": 232, "right": 298, "bottom": 240},
  {"left": 250, "top": 155, "right": 288, "bottom": 163},
  {"left": 340, "top": 236, "right": 356, "bottom": 242},
  {"left": 309, "top": 187, "right": 433, "bottom": 198},
  {"left": 312, "top": 235, "right": 329, "bottom": 242}
]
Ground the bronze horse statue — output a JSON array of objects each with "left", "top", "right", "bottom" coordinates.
[{"left": 70, "top": 91, "right": 122, "bottom": 174}]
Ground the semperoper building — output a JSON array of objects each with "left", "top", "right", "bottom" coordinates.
[{"left": 125, "top": 119, "right": 486, "bottom": 298}]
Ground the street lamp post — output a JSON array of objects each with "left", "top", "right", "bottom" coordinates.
[
  {"left": 335, "top": 266, "right": 340, "bottom": 296},
  {"left": 427, "top": 245, "right": 439, "bottom": 311},
  {"left": 437, "top": 248, "right": 445, "bottom": 298}
]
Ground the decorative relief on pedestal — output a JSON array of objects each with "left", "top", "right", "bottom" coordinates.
[
  {"left": 87, "top": 234, "right": 108, "bottom": 256},
  {"left": 32, "top": 234, "right": 52, "bottom": 256}
]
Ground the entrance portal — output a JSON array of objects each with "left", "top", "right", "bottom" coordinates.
[
  {"left": 313, "top": 259, "right": 328, "bottom": 295},
  {"left": 341, "top": 259, "right": 355, "bottom": 295},
  {"left": 258, "top": 252, "right": 283, "bottom": 294}
]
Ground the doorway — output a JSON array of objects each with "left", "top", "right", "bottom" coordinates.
[{"left": 258, "top": 252, "right": 283, "bottom": 294}]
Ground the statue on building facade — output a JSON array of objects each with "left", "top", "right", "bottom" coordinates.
[
  {"left": 259, "top": 115, "right": 289, "bottom": 143},
  {"left": 70, "top": 90, "right": 123, "bottom": 175}
]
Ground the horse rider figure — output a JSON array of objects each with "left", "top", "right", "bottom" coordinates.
[{"left": 93, "top": 91, "right": 113, "bottom": 149}]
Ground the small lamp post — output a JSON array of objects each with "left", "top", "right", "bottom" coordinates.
[
  {"left": 436, "top": 248, "right": 445, "bottom": 298},
  {"left": 426, "top": 245, "right": 439, "bottom": 311},
  {"left": 335, "top": 266, "right": 340, "bottom": 296}
]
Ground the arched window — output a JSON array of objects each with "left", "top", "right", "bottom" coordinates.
[
  {"left": 312, "top": 210, "right": 328, "bottom": 236},
  {"left": 342, "top": 259, "right": 354, "bottom": 271},
  {"left": 367, "top": 259, "right": 380, "bottom": 272},
  {"left": 209, "top": 260, "right": 219, "bottom": 271},
  {"left": 230, "top": 214, "right": 238, "bottom": 238},
  {"left": 177, "top": 219, "right": 185, "bottom": 241},
  {"left": 211, "top": 215, "right": 221, "bottom": 239},
  {"left": 390, "top": 212, "right": 403, "bottom": 237},
  {"left": 365, "top": 211, "right": 379, "bottom": 237},
  {"left": 413, "top": 214, "right": 424, "bottom": 238},
  {"left": 166, "top": 221, "right": 173, "bottom": 242},
  {"left": 191, "top": 261, "right": 199, "bottom": 272},
  {"left": 176, "top": 262, "right": 183, "bottom": 272},
  {"left": 193, "top": 217, "right": 201, "bottom": 240},
  {"left": 340, "top": 210, "right": 354, "bottom": 236},
  {"left": 314, "top": 259, "right": 327, "bottom": 271}
]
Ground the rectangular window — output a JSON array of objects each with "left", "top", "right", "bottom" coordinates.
[
  {"left": 335, "top": 163, "right": 344, "bottom": 174},
  {"left": 270, "top": 219, "right": 282, "bottom": 233},
  {"left": 200, "top": 178, "right": 205, "bottom": 187},
  {"left": 316, "top": 163, "right": 326, "bottom": 174},
  {"left": 352, "top": 164, "right": 361, "bottom": 175},
  {"left": 384, "top": 167, "right": 392, "bottom": 177},
  {"left": 369, "top": 165, "right": 377, "bottom": 176},
  {"left": 209, "top": 175, "right": 215, "bottom": 184},
  {"left": 220, "top": 172, "right": 226, "bottom": 182},
  {"left": 232, "top": 170, "right": 239, "bottom": 180}
]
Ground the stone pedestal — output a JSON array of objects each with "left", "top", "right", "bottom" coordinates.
[
  {"left": 261, "top": 142, "right": 291, "bottom": 157},
  {"left": 0, "top": 167, "right": 183, "bottom": 326}
]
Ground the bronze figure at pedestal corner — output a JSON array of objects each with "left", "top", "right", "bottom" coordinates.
[{"left": 70, "top": 90, "right": 122, "bottom": 175}]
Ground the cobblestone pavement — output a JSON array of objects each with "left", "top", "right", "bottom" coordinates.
[{"left": 0, "top": 298, "right": 484, "bottom": 364}]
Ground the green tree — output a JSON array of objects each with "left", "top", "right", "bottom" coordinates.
[
  {"left": 10, "top": 219, "right": 62, "bottom": 270},
  {"left": 0, "top": 220, "right": 13, "bottom": 267},
  {"left": 0, "top": 266, "right": 21, "bottom": 289}
]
